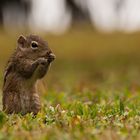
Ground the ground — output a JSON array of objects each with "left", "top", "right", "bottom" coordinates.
[{"left": 0, "top": 26, "right": 140, "bottom": 140}]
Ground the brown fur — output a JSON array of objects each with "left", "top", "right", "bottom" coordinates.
[{"left": 2, "top": 35, "right": 55, "bottom": 115}]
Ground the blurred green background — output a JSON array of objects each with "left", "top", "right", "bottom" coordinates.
[{"left": 1, "top": 25, "right": 140, "bottom": 91}]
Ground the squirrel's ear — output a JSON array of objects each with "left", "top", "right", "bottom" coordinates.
[{"left": 17, "top": 35, "right": 26, "bottom": 48}]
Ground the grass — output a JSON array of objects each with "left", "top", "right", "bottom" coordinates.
[{"left": 0, "top": 26, "right": 140, "bottom": 140}]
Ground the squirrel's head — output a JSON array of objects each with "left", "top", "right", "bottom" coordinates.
[{"left": 17, "top": 35, "right": 55, "bottom": 62}]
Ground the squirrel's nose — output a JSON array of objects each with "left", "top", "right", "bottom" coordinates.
[{"left": 48, "top": 53, "right": 56, "bottom": 62}]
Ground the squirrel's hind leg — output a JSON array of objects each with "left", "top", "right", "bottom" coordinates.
[{"left": 3, "top": 92, "right": 21, "bottom": 114}]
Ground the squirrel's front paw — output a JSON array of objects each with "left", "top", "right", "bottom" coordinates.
[
  {"left": 37, "top": 58, "right": 48, "bottom": 65},
  {"left": 35, "top": 58, "right": 50, "bottom": 79}
]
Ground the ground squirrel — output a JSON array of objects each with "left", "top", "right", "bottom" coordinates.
[{"left": 2, "top": 35, "right": 55, "bottom": 115}]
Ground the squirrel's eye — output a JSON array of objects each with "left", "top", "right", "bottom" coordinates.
[{"left": 31, "top": 41, "right": 38, "bottom": 49}]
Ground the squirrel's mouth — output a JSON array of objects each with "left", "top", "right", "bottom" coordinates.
[
  {"left": 47, "top": 53, "right": 56, "bottom": 63},
  {"left": 41, "top": 53, "right": 56, "bottom": 63}
]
